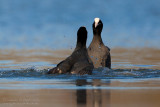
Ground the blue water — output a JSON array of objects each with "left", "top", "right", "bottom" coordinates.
[
  {"left": 0, "top": 67, "right": 160, "bottom": 79},
  {"left": 1, "top": 78, "right": 160, "bottom": 90},
  {"left": 0, "top": 0, "right": 160, "bottom": 90},
  {"left": 0, "top": 67, "right": 160, "bottom": 89},
  {"left": 0, "top": 0, "right": 160, "bottom": 49}
]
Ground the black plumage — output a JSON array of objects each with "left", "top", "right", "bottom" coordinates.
[
  {"left": 88, "top": 18, "right": 111, "bottom": 68},
  {"left": 48, "top": 27, "right": 94, "bottom": 75}
]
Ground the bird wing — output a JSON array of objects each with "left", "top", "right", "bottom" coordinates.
[{"left": 102, "top": 51, "right": 111, "bottom": 69}]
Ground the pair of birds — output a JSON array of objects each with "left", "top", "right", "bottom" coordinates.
[{"left": 48, "top": 18, "right": 111, "bottom": 75}]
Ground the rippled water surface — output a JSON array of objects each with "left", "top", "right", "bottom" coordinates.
[
  {"left": 0, "top": 49, "right": 159, "bottom": 106},
  {"left": 0, "top": 0, "right": 160, "bottom": 106},
  {"left": 0, "top": 48, "right": 160, "bottom": 87},
  {"left": 0, "top": 48, "right": 159, "bottom": 76}
]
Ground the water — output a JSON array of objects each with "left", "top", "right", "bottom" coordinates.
[
  {"left": 1, "top": 68, "right": 160, "bottom": 80},
  {"left": 0, "top": 0, "right": 160, "bottom": 49},
  {"left": 0, "top": 49, "right": 159, "bottom": 106},
  {"left": 0, "top": 48, "right": 159, "bottom": 89},
  {"left": 0, "top": 68, "right": 160, "bottom": 90},
  {"left": 0, "top": 0, "right": 160, "bottom": 106}
]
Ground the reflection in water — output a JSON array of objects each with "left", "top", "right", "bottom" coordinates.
[
  {"left": 92, "top": 79, "right": 102, "bottom": 107},
  {"left": 1, "top": 79, "right": 160, "bottom": 107},
  {"left": 76, "top": 80, "right": 87, "bottom": 107},
  {"left": 76, "top": 79, "right": 111, "bottom": 107},
  {"left": 92, "top": 79, "right": 110, "bottom": 107}
]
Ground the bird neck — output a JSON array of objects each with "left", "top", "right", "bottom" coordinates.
[
  {"left": 92, "top": 34, "right": 103, "bottom": 44},
  {"left": 75, "top": 42, "right": 86, "bottom": 50}
]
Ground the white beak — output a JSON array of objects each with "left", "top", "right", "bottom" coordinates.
[
  {"left": 94, "top": 18, "right": 100, "bottom": 28},
  {"left": 95, "top": 22, "right": 98, "bottom": 28}
]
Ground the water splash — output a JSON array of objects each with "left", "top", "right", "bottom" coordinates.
[{"left": 0, "top": 67, "right": 160, "bottom": 79}]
